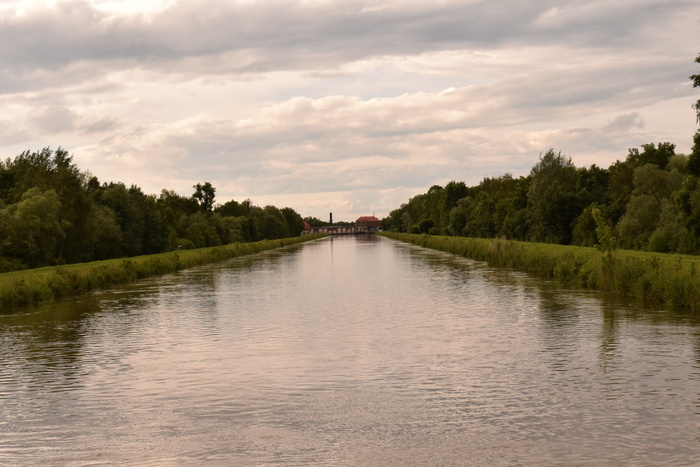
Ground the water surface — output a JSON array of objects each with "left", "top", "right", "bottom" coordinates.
[{"left": 2, "top": 235, "right": 700, "bottom": 465}]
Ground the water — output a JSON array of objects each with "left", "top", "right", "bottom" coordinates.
[{"left": 2, "top": 235, "right": 700, "bottom": 465}]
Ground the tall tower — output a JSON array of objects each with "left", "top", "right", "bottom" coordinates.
[{"left": 330, "top": 213, "right": 333, "bottom": 224}]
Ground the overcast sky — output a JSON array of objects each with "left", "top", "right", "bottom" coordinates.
[{"left": 1, "top": 0, "right": 698, "bottom": 221}]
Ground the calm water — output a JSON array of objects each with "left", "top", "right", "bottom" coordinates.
[{"left": 2, "top": 235, "right": 700, "bottom": 466}]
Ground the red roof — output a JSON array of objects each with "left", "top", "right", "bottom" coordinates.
[{"left": 355, "top": 216, "right": 382, "bottom": 227}]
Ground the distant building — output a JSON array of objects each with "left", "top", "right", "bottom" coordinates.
[
  {"left": 301, "top": 215, "right": 382, "bottom": 235},
  {"left": 354, "top": 216, "right": 382, "bottom": 233}
]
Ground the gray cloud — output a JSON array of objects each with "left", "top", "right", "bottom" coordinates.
[
  {"left": 29, "top": 105, "right": 77, "bottom": 133},
  {"left": 1, "top": 0, "right": 698, "bottom": 220},
  {"left": 603, "top": 112, "right": 646, "bottom": 132},
  {"left": 0, "top": 0, "right": 693, "bottom": 74}
]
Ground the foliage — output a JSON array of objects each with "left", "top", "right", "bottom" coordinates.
[
  {"left": 384, "top": 53, "right": 700, "bottom": 253},
  {"left": 691, "top": 52, "right": 700, "bottom": 123},
  {"left": 382, "top": 140, "right": 697, "bottom": 256},
  {"left": 527, "top": 150, "right": 579, "bottom": 244},
  {"left": 0, "top": 148, "right": 308, "bottom": 272},
  {"left": 193, "top": 182, "right": 216, "bottom": 212},
  {"left": 591, "top": 207, "right": 618, "bottom": 254}
]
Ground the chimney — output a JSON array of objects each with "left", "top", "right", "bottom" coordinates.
[{"left": 330, "top": 212, "right": 333, "bottom": 224}]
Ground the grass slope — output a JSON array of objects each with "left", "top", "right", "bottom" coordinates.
[
  {"left": 0, "top": 235, "right": 326, "bottom": 310},
  {"left": 380, "top": 232, "right": 700, "bottom": 310}
]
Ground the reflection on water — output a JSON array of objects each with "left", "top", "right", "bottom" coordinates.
[{"left": 1, "top": 235, "right": 700, "bottom": 465}]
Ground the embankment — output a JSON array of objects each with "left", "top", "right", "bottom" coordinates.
[
  {"left": 0, "top": 235, "right": 326, "bottom": 309},
  {"left": 379, "top": 232, "right": 700, "bottom": 310}
]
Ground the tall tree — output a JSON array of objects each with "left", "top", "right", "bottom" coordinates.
[
  {"left": 2, "top": 188, "right": 66, "bottom": 268},
  {"left": 617, "top": 164, "right": 684, "bottom": 250},
  {"left": 527, "top": 149, "right": 579, "bottom": 244},
  {"left": 691, "top": 52, "right": 700, "bottom": 123},
  {"left": 193, "top": 182, "right": 216, "bottom": 212}
]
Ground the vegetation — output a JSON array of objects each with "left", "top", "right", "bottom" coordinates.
[
  {"left": 380, "top": 232, "right": 700, "bottom": 310},
  {"left": 384, "top": 54, "right": 700, "bottom": 258},
  {"left": 0, "top": 235, "right": 325, "bottom": 309},
  {"left": 380, "top": 55, "right": 700, "bottom": 308},
  {"left": 383, "top": 144, "right": 698, "bottom": 252},
  {"left": 0, "top": 148, "right": 308, "bottom": 272}
]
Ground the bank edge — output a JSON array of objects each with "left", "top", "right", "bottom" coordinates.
[
  {"left": 0, "top": 234, "right": 327, "bottom": 310},
  {"left": 380, "top": 232, "right": 700, "bottom": 311}
]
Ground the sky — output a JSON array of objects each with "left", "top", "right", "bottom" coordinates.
[{"left": 1, "top": 0, "right": 698, "bottom": 221}]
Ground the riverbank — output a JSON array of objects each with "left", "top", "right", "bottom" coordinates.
[
  {"left": 0, "top": 235, "right": 326, "bottom": 309},
  {"left": 379, "top": 232, "right": 700, "bottom": 310}
]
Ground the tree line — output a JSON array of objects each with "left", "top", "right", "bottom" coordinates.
[
  {"left": 385, "top": 54, "right": 700, "bottom": 254},
  {"left": 0, "top": 149, "right": 306, "bottom": 272}
]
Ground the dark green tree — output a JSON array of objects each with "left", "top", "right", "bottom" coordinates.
[
  {"left": 527, "top": 150, "right": 579, "bottom": 244},
  {"left": 691, "top": 52, "right": 700, "bottom": 123},
  {"left": 626, "top": 142, "right": 675, "bottom": 170},
  {"left": 217, "top": 199, "right": 249, "bottom": 217},
  {"left": 617, "top": 164, "right": 684, "bottom": 250},
  {"left": 281, "top": 207, "right": 305, "bottom": 236},
  {"left": 418, "top": 219, "right": 435, "bottom": 234},
  {"left": 441, "top": 181, "right": 469, "bottom": 223},
  {"left": 2, "top": 188, "right": 67, "bottom": 267},
  {"left": 193, "top": 182, "right": 216, "bottom": 212},
  {"left": 591, "top": 207, "right": 618, "bottom": 254},
  {"left": 303, "top": 216, "right": 327, "bottom": 227}
]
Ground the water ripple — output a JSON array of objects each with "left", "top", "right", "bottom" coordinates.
[{"left": 1, "top": 236, "right": 699, "bottom": 465}]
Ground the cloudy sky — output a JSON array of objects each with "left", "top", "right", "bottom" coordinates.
[{"left": 1, "top": 0, "right": 698, "bottom": 221}]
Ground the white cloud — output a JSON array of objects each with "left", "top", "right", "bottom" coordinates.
[{"left": 0, "top": 0, "right": 698, "bottom": 220}]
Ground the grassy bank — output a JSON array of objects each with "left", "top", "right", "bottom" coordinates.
[
  {"left": 379, "top": 232, "right": 700, "bottom": 310},
  {"left": 0, "top": 235, "right": 326, "bottom": 310}
]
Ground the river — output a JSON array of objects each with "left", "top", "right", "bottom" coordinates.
[{"left": 1, "top": 235, "right": 699, "bottom": 465}]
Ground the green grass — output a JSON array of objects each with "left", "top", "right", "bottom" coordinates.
[
  {"left": 379, "top": 232, "right": 700, "bottom": 310},
  {"left": 0, "top": 235, "right": 326, "bottom": 310}
]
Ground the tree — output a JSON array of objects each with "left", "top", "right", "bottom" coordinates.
[
  {"left": 647, "top": 203, "right": 684, "bottom": 252},
  {"left": 83, "top": 204, "right": 123, "bottom": 260},
  {"left": 193, "top": 182, "right": 216, "bottom": 212},
  {"left": 303, "top": 216, "right": 327, "bottom": 227},
  {"left": 626, "top": 142, "right": 675, "bottom": 170},
  {"left": 591, "top": 207, "right": 617, "bottom": 254},
  {"left": 3, "top": 188, "right": 67, "bottom": 267},
  {"left": 95, "top": 183, "right": 145, "bottom": 256},
  {"left": 572, "top": 204, "right": 600, "bottom": 247},
  {"left": 441, "top": 181, "right": 469, "bottom": 224},
  {"left": 418, "top": 219, "right": 435, "bottom": 234},
  {"left": 185, "top": 212, "right": 221, "bottom": 248},
  {"left": 218, "top": 199, "right": 247, "bottom": 217},
  {"left": 617, "top": 164, "right": 684, "bottom": 250},
  {"left": 686, "top": 132, "right": 700, "bottom": 176},
  {"left": 691, "top": 52, "right": 700, "bottom": 123},
  {"left": 465, "top": 191, "right": 497, "bottom": 238},
  {"left": 281, "top": 207, "right": 305, "bottom": 236},
  {"left": 527, "top": 149, "right": 579, "bottom": 244},
  {"left": 448, "top": 197, "right": 470, "bottom": 236}
]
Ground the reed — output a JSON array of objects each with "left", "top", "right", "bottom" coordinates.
[
  {"left": 379, "top": 232, "right": 700, "bottom": 310},
  {"left": 0, "top": 235, "right": 326, "bottom": 310}
]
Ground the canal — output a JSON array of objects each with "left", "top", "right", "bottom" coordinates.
[{"left": 1, "top": 235, "right": 699, "bottom": 465}]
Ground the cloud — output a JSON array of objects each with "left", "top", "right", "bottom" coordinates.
[
  {"left": 29, "top": 105, "right": 77, "bottom": 133},
  {"left": 0, "top": 0, "right": 694, "bottom": 75},
  {"left": 603, "top": 112, "right": 646, "bottom": 133},
  {"left": 73, "top": 84, "right": 664, "bottom": 206},
  {"left": 1, "top": 0, "right": 699, "bottom": 220}
]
